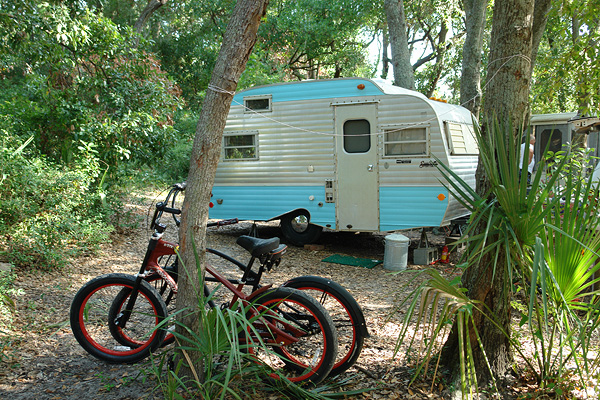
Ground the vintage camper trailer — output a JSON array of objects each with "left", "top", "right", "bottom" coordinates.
[{"left": 208, "top": 78, "right": 479, "bottom": 245}]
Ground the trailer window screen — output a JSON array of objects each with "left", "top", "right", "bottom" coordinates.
[
  {"left": 445, "top": 122, "right": 478, "bottom": 155},
  {"left": 223, "top": 131, "right": 258, "bottom": 160},
  {"left": 244, "top": 95, "right": 271, "bottom": 112},
  {"left": 344, "top": 119, "right": 371, "bottom": 153},
  {"left": 383, "top": 127, "right": 428, "bottom": 156}
]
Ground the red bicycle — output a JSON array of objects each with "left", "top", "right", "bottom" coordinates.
[{"left": 70, "top": 183, "right": 367, "bottom": 383}]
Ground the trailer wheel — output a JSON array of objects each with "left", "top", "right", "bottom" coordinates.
[{"left": 280, "top": 213, "right": 323, "bottom": 246}]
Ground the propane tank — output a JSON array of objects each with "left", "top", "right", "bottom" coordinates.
[{"left": 440, "top": 245, "right": 449, "bottom": 264}]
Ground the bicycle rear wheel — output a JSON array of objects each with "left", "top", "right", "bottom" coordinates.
[
  {"left": 245, "top": 287, "right": 337, "bottom": 385},
  {"left": 70, "top": 273, "right": 167, "bottom": 364},
  {"left": 283, "top": 275, "right": 368, "bottom": 376}
]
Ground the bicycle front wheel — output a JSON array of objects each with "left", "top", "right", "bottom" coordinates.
[
  {"left": 283, "top": 275, "right": 368, "bottom": 376},
  {"left": 246, "top": 287, "right": 337, "bottom": 385},
  {"left": 70, "top": 273, "right": 167, "bottom": 364}
]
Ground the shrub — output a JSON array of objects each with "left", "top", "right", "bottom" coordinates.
[
  {"left": 158, "top": 139, "right": 193, "bottom": 182},
  {"left": 156, "top": 111, "right": 197, "bottom": 182},
  {"left": 0, "top": 134, "right": 113, "bottom": 270}
]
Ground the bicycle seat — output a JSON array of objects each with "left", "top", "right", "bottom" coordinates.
[{"left": 236, "top": 235, "right": 280, "bottom": 257}]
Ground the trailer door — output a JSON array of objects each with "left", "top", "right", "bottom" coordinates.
[{"left": 334, "top": 103, "right": 379, "bottom": 231}]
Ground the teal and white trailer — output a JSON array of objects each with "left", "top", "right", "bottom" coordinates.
[{"left": 208, "top": 78, "right": 478, "bottom": 245}]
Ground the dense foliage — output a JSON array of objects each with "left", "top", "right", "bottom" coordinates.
[
  {"left": 0, "top": 133, "right": 111, "bottom": 270},
  {"left": 0, "top": 1, "right": 183, "bottom": 273},
  {"left": 531, "top": 0, "right": 600, "bottom": 115}
]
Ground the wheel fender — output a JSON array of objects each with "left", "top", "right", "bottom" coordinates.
[
  {"left": 246, "top": 284, "right": 274, "bottom": 302},
  {"left": 282, "top": 275, "right": 369, "bottom": 338},
  {"left": 268, "top": 208, "right": 311, "bottom": 223}
]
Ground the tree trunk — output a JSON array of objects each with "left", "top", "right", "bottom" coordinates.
[
  {"left": 384, "top": 0, "right": 415, "bottom": 90},
  {"left": 425, "top": 20, "right": 449, "bottom": 98},
  {"left": 442, "top": 0, "right": 538, "bottom": 387},
  {"left": 459, "top": 0, "right": 488, "bottom": 117},
  {"left": 381, "top": 27, "right": 390, "bottom": 80},
  {"left": 175, "top": 0, "right": 269, "bottom": 379},
  {"left": 475, "top": 0, "right": 536, "bottom": 377},
  {"left": 484, "top": 0, "right": 535, "bottom": 129}
]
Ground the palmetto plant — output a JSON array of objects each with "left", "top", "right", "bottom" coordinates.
[
  {"left": 152, "top": 238, "right": 367, "bottom": 400},
  {"left": 395, "top": 119, "right": 600, "bottom": 397},
  {"left": 529, "top": 172, "right": 600, "bottom": 388}
]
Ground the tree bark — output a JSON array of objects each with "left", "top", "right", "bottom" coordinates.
[
  {"left": 476, "top": 0, "right": 536, "bottom": 378},
  {"left": 381, "top": 27, "right": 390, "bottom": 80},
  {"left": 425, "top": 20, "right": 449, "bottom": 98},
  {"left": 483, "top": 0, "right": 535, "bottom": 129},
  {"left": 175, "top": 0, "right": 269, "bottom": 379},
  {"left": 459, "top": 0, "right": 488, "bottom": 117},
  {"left": 384, "top": 0, "right": 415, "bottom": 90},
  {"left": 442, "top": 0, "right": 538, "bottom": 387}
]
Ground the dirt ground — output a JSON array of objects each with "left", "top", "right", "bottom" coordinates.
[{"left": 0, "top": 196, "right": 531, "bottom": 400}]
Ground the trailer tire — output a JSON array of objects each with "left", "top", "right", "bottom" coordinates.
[{"left": 280, "top": 213, "right": 323, "bottom": 246}]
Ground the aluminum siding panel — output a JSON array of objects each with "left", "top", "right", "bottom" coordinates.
[
  {"left": 215, "top": 99, "right": 336, "bottom": 186},
  {"left": 209, "top": 186, "right": 335, "bottom": 227}
]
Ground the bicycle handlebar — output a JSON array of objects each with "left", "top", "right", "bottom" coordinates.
[
  {"left": 152, "top": 182, "right": 236, "bottom": 231},
  {"left": 173, "top": 182, "right": 186, "bottom": 191},
  {"left": 150, "top": 182, "right": 185, "bottom": 230},
  {"left": 156, "top": 204, "right": 181, "bottom": 215}
]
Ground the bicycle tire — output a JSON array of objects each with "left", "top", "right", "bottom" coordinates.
[
  {"left": 246, "top": 287, "right": 337, "bottom": 385},
  {"left": 109, "top": 283, "right": 176, "bottom": 348},
  {"left": 135, "top": 267, "right": 177, "bottom": 346},
  {"left": 282, "top": 275, "right": 368, "bottom": 376},
  {"left": 70, "top": 273, "right": 168, "bottom": 364}
]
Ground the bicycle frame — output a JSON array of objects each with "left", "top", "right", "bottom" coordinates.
[{"left": 125, "top": 228, "right": 302, "bottom": 347}]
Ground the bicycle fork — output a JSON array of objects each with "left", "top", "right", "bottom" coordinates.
[{"left": 114, "top": 232, "right": 163, "bottom": 329}]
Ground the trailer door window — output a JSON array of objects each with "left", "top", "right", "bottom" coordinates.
[
  {"left": 383, "top": 126, "right": 428, "bottom": 157},
  {"left": 344, "top": 119, "right": 371, "bottom": 153},
  {"left": 223, "top": 131, "right": 258, "bottom": 160}
]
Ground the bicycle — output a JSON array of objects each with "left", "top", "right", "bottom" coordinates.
[
  {"left": 146, "top": 183, "right": 369, "bottom": 377},
  {"left": 70, "top": 183, "right": 367, "bottom": 382}
]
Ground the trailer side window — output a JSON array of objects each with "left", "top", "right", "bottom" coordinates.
[
  {"left": 244, "top": 95, "right": 272, "bottom": 113},
  {"left": 344, "top": 119, "right": 371, "bottom": 153},
  {"left": 445, "top": 122, "right": 478, "bottom": 155},
  {"left": 383, "top": 127, "right": 428, "bottom": 157},
  {"left": 223, "top": 131, "right": 258, "bottom": 160}
]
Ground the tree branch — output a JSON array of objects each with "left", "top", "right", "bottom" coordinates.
[{"left": 133, "top": 0, "right": 167, "bottom": 48}]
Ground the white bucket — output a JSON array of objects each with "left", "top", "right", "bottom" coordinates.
[{"left": 383, "top": 234, "right": 410, "bottom": 271}]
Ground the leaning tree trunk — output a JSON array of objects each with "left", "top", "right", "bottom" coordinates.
[
  {"left": 384, "top": 0, "right": 415, "bottom": 90},
  {"left": 175, "top": 0, "right": 269, "bottom": 379},
  {"left": 459, "top": 0, "right": 488, "bottom": 117},
  {"left": 133, "top": 0, "right": 167, "bottom": 48},
  {"left": 442, "top": 0, "right": 536, "bottom": 386},
  {"left": 530, "top": 0, "right": 552, "bottom": 74}
]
